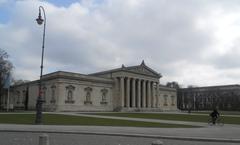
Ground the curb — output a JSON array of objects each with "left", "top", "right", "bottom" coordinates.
[{"left": 1, "top": 129, "right": 240, "bottom": 143}]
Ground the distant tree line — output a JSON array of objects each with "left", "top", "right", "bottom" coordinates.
[{"left": 178, "top": 86, "right": 240, "bottom": 111}]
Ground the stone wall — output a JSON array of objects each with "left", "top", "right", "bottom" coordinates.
[
  {"left": 9, "top": 70, "right": 178, "bottom": 112},
  {"left": 158, "top": 86, "right": 178, "bottom": 111}
]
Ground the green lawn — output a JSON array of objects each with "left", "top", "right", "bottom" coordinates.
[
  {"left": 88, "top": 113, "right": 240, "bottom": 125},
  {"left": 0, "top": 113, "right": 196, "bottom": 128}
]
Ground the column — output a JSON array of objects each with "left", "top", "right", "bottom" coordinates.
[
  {"left": 182, "top": 92, "right": 185, "bottom": 109},
  {"left": 142, "top": 80, "right": 146, "bottom": 108},
  {"left": 131, "top": 78, "right": 136, "bottom": 107},
  {"left": 152, "top": 82, "right": 155, "bottom": 108},
  {"left": 120, "top": 77, "right": 125, "bottom": 107},
  {"left": 113, "top": 77, "right": 119, "bottom": 107},
  {"left": 126, "top": 77, "right": 130, "bottom": 108},
  {"left": 156, "top": 82, "right": 159, "bottom": 108},
  {"left": 147, "top": 81, "right": 151, "bottom": 108},
  {"left": 137, "top": 79, "right": 141, "bottom": 108}
]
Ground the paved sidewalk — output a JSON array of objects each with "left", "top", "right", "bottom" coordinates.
[{"left": 0, "top": 124, "right": 240, "bottom": 143}]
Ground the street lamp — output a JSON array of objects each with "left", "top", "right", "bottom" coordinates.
[{"left": 35, "top": 6, "right": 46, "bottom": 124}]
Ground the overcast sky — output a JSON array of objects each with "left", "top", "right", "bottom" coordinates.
[{"left": 1, "top": 0, "right": 240, "bottom": 87}]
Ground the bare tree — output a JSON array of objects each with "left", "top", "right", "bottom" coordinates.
[
  {"left": 166, "top": 81, "right": 181, "bottom": 89},
  {"left": 13, "top": 79, "right": 30, "bottom": 85},
  {"left": 0, "top": 49, "right": 13, "bottom": 109}
]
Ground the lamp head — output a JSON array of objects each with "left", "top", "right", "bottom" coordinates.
[{"left": 36, "top": 11, "right": 44, "bottom": 25}]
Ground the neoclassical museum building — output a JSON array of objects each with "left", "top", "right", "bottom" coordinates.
[{"left": 4, "top": 61, "right": 177, "bottom": 112}]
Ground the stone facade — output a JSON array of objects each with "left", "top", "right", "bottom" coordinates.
[{"left": 7, "top": 61, "right": 177, "bottom": 112}]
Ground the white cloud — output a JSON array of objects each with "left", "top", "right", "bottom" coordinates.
[
  {"left": 1, "top": 0, "right": 240, "bottom": 87},
  {"left": 161, "top": 62, "right": 240, "bottom": 87}
]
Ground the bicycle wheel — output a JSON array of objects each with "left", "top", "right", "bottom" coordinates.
[
  {"left": 208, "top": 118, "right": 214, "bottom": 126},
  {"left": 216, "top": 118, "right": 224, "bottom": 126}
]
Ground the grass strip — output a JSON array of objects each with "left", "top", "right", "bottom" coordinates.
[
  {"left": 88, "top": 113, "right": 240, "bottom": 125},
  {"left": 0, "top": 113, "right": 196, "bottom": 128}
]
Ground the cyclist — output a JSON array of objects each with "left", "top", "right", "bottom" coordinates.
[{"left": 209, "top": 109, "right": 220, "bottom": 125}]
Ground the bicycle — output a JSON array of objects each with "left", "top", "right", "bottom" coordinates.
[{"left": 208, "top": 117, "right": 224, "bottom": 126}]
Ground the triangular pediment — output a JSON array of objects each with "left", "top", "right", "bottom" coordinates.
[
  {"left": 125, "top": 62, "right": 161, "bottom": 78},
  {"left": 89, "top": 61, "right": 162, "bottom": 78}
]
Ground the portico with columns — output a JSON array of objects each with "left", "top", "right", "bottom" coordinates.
[
  {"left": 118, "top": 77, "right": 159, "bottom": 109},
  {"left": 90, "top": 60, "right": 171, "bottom": 111}
]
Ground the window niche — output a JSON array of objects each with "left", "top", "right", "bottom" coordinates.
[
  {"left": 16, "top": 91, "right": 20, "bottom": 104},
  {"left": 22, "top": 90, "right": 26, "bottom": 104},
  {"left": 84, "top": 87, "right": 93, "bottom": 105},
  {"left": 65, "top": 85, "right": 75, "bottom": 104},
  {"left": 100, "top": 88, "right": 108, "bottom": 105},
  {"left": 164, "top": 95, "right": 168, "bottom": 106},
  {"left": 42, "top": 86, "right": 47, "bottom": 103},
  {"left": 50, "top": 85, "right": 56, "bottom": 104}
]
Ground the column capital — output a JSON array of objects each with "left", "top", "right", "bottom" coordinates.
[{"left": 117, "top": 76, "right": 125, "bottom": 79}]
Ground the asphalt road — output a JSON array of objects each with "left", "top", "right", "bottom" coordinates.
[
  {"left": 1, "top": 124, "right": 240, "bottom": 142},
  {"left": 1, "top": 132, "right": 239, "bottom": 145}
]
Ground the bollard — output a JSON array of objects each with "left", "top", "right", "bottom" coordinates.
[
  {"left": 39, "top": 134, "right": 49, "bottom": 145},
  {"left": 152, "top": 140, "right": 163, "bottom": 145}
]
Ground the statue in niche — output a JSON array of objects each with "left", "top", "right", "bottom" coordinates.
[
  {"left": 84, "top": 87, "right": 93, "bottom": 105},
  {"left": 42, "top": 86, "right": 47, "bottom": 103},
  {"left": 100, "top": 88, "right": 108, "bottom": 105},
  {"left": 65, "top": 85, "right": 75, "bottom": 104},
  {"left": 50, "top": 85, "right": 56, "bottom": 104},
  {"left": 67, "top": 90, "right": 73, "bottom": 101},
  {"left": 164, "top": 95, "right": 168, "bottom": 106}
]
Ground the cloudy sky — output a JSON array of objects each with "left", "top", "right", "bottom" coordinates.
[{"left": 1, "top": 0, "right": 240, "bottom": 87}]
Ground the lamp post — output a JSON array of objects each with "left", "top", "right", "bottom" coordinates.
[{"left": 35, "top": 6, "right": 46, "bottom": 124}]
